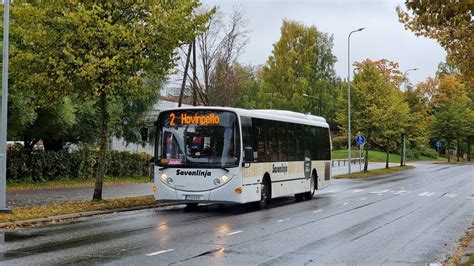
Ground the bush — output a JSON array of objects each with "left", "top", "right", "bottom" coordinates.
[
  {"left": 6, "top": 148, "right": 152, "bottom": 182},
  {"left": 332, "top": 136, "right": 347, "bottom": 150}
]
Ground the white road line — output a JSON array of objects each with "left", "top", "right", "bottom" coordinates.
[
  {"left": 226, "top": 231, "right": 243, "bottom": 236},
  {"left": 467, "top": 196, "right": 474, "bottom": 200},
  {"left": 352, "top": 189, "right": 365, "bottom": 193},
  {"left": 445, "top": 193, "right": 456, "bottom": 198},
  {"left": 418, "top": 192, "right": 430, "bottom": 196},
  {"left": 395, "top": 190, "right": 408, "bottom": 194},
  {"left": 277, "top": 219, "right": 290, "bottom": 223},
  {"left": 325, "top": 189, "right": 341, "bottom": 193},
  {"left": 370, "top": 190, "right": 389, "bottom": 194},
  {"left": 146, "top": 249, "right": 174, "bottom": 256},
  {"left": 426, "top": 192, "right": 435, "bottom": 197},
  {"left": 361, "top": 197, "right": 367, "bottom": 200},
  {"left": 343, "top": 202, "right": 349, "bottom": 205},
  {"left": 313, "top": 210, "right": 322, "bottom": 213}
]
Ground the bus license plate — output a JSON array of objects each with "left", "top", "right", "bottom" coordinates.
[{"left": 185, "top": 195, "right": 203, "bottom": 200}]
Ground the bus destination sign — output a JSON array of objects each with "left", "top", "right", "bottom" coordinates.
[{"left": 167, "top": 112, "right": 221, "bottom": 127}]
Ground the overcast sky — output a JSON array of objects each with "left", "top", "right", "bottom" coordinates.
[{"left": 202, "top": 0, "right": 446, "bottom": 85}]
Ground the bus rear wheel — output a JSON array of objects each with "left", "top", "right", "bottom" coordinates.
[{"left": 257, "top": 178, "right": 271, "bottom": 209}]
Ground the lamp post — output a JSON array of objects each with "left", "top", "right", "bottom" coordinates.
[
  {"left": 400, "top": 68, "right": 419, "bottom": 166},
  {"left": 347, "top": 27, "right": 364, "bottom": 175},
  {"left": 0, "top": 0, "right": 10, "bottom": 212},
  {"left": 302, "top": 93, "right": 320, "bottom": 116}
]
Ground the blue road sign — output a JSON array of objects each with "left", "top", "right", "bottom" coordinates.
[
  {"left": 435, "top": 140, "right": 442, "bottom": 148},
  {"left": 356, "top": 135, "right": 365, "bottom": 145}
]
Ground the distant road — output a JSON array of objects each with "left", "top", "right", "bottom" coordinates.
[{"left": 1, "top": 162, "right": 473, "bottom": 265}]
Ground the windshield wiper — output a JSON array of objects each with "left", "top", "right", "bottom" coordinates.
[{"left": 219, "top": 166, "right": 230, "bottom": 172}]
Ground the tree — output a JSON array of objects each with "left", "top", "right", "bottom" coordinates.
[
  {"left": 397, "top": 1, "right": 474, "bottom": 87},
  {"left": 8, "top": 1, "right": 212, "bottom": 200},
  {"left": 260, "top": 20, "right": 337, "bottom": 116},
  {"left": 177, "top": 5, "right": 248, "bottom": 106},
  {"left": 430, "top": 97, "right": 473, "bottom": 162},
  {"left": 337, "top": 59, "right": 408, "bottom": 171}
]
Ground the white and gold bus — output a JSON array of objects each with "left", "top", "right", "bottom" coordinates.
[{"left": 152, "top": 107, "right": 331, "bottom": 208}]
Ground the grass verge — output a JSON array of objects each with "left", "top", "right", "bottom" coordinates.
[
  {"left": 444, "top": 223, "right": 474, "bottom": 266},
  {"left": 0, "top": 195, "right": 158, "bottom": 227},
  {"left": 333, "top": 165, "right": 415, "bottom": 179},
  {"left": 331, "top": 149, "right": 444, "bottom": 162},
  {"left": 7, "top": 176, "right": 150, "bottom": 191}
]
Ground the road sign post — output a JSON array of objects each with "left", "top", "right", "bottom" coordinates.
[
  {"left": 355, "top": 135, "right": 365, "bottom": 172},
  {"left": 435, "top": 140, "right": 442, "bottom": 159}
]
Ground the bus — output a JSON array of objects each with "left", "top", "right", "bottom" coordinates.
[{"left": 152, "top": 107, "right": 331, "bottom": 208}]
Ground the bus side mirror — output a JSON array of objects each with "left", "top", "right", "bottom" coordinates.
[{"left": 244, "top": 147, "right": 254, "bottom": 164}]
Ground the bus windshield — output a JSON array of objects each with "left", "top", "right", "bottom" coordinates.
[{"left": 156, "top": 110, "right": 240, "bottom": 168}]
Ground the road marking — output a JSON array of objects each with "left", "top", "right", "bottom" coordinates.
[
  {"left": 146, "top": 249, "right": 174, "bottom": 256},
  {"left": 352, "top": 189, "right": 365, "bottom": 193},
  {"left": 313, "top": 210, "right": 322, "bottom": 213},
  {"left": 467, "top": 196, "right": 474, "bottom": 200},
  {"left": 370, "top": 190, "right": 389, "bottom": 194},
  {"left": 418, "top": 192, "right": 435, "bottom": 197},
  {"left": 325, "top": 189, "right": 341, "bottom": 193},
  {"left": 277, "top": 218, "right": 290, "bottom": 223},
  {"left": 395, "top": 190, "right": 408, "bottom": 194},
  {"left": 445, "top": 193, "right": 456, "bottom": 198},
  {"left": 361, "top": 197, "right": 367, "bottom": 200},
  {"left": 226, "top": 231, "right": 243, "bottom": 236},
  {"left": 343, "top": 202, "right": 349, "bottom": 205}
]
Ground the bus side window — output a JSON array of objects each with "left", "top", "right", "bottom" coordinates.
[
  {"left": 296, "top": 124, "right": 305, "bottom": 161},
  {"left": 241, "top": 116, "right": 253, "bottom": 159},
  {"left": 254, "top": 118, "right": 267, "bottom": 162},
  {"left": 279, "top": 122, "right": 288, "bottom": 161},
  {"left": 310, "top": 127, "right": 318, "bottom": 160},
  {"left": 266, "top": 120, "right": 279, "bottom": 162},
  {"left": 288, "top": 123, "right": 297, "bottom": 161}
]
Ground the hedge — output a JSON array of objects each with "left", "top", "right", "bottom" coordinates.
[{"left": 6, "top": 148, "right": 152, "bottom": 182}]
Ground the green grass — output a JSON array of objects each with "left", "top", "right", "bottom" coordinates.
[
  {"left": 0, "top": 195, "right": 158, "bottom": 226},
  {"left": 7, "top": 176, "right": 151, "bottom": 191},
  {"left": 333, "top": 165, "right": 415, "bottom": 179},
  {"left": 331, "top": 149, "right": 443, "bottom": 162}
]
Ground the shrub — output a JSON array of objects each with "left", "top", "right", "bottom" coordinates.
[
  {"left": 6, "top": 148, "right": 152, "bottom": 182},
  {"left": 332, "top": 136, "right": 347, "bottom": 150}
]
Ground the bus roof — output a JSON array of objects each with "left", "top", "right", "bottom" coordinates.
[{"left": 158, "top": 106, "right": 329, "bottom": 128}]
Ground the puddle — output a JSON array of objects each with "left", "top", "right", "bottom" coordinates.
[{"left": 1, "top": 232, "right": 45, "bottom": 242}]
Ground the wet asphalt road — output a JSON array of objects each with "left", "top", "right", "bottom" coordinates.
[{"left": 0, "top": 162, "right": 473, "bottom": 265}]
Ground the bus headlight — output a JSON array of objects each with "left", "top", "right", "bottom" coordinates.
[
  {"left": 220, "top": 175, "right": 229, "bottom": 182},
  {"left": 160, "top": 173, "right": 167, "bottom": 182}
]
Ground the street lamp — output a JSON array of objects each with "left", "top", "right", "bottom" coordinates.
[
  {"left": 0, "top": 0, "right": 10, "bottom": 212},
  {"left": 347, "top": 27, "right": 364, "bottom": 175},
  {"left": 302, "top": 93, "right": 320, "bottom": 116},
  {"left": 400, "top": 68, "right": 419, "bottom": 166}
]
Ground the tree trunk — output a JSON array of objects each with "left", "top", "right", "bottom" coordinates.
[
  {"left": 447, "top": 140, "right": 451, "bottom": 162},
  {"left": 468, "top": 136, "right": 471, "bottom": 162},
  {"left": 93, "top": 91, "right": 109, "bottom": 200},
  {"left": 400, "top": 134, "right": 404, "bottom": 166},
  {"left": 364, "top": 143, "right": 369, "bottom": 172},
  {"left": 385, "top": 138, "right": 389, "bottom": 168},
  {"left": 456, "top": 139, "right": 460, "bottom": 162}
]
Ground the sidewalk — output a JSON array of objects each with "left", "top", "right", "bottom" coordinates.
[
  {"left": 331, "top": 161, "right": 399, "bottom": 176},
  {"left": 6, "top": 183, "right": 153, "bottom": 208}
]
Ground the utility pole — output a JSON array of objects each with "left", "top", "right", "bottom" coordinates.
[
  {"left": 0, "top": 0, "right": 11, "bottom": 212},
  {"left": 178, "top": 43, "right": 192, "bottom": 107}
]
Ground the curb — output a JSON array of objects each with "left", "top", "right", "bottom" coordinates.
[{"left": 0, "top": 203, "right": 178, "bottom": 229}]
